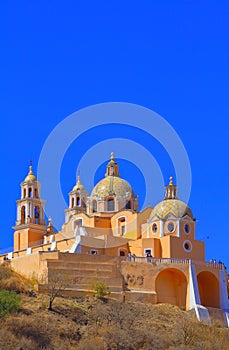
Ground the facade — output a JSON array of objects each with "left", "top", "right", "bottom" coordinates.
[{"left": 1, "top": 153, "right": 229, "bottom": 326}]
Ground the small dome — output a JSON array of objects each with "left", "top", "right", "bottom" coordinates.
[
  {"left": 91, "top": 176, "right": 133, "bottom": 198},
  {"left": 150, "top": 199, "right": 194, "bottom": 220},
  {"left": 24, "top": 166, "right": 37, "bottom": 182},
  {"left": 72, "top": 175, "right": 86, "bottom": 192}
]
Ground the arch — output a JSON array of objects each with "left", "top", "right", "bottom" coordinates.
[
  {"left": 92, "top": 200, "right": 97, "bottom": 213},
  {"left": 28, "top": 187, "right": 32, "bottom": 198},
  {"left": 125, "top": 200, "right": 131, "bottom": 209},
  {"left": 34, "top": 188, "right": 38, "bottom": 198},
  {"left": 72, "top": 217, "right": 84, "bottom": 230},
  {"left": 197, "top": 271, "right": 220, "bottom": 308},
  {"left": 34, "top": 206, "right": 40, "bottom": 224},
  {"left": 116, "top": 216, "right": 126, "bottom": 236},
  {"left": 23, "top": 188, "right": 26, "bottom": 198},
  {"left": 71, "top": 197, "right": 75, "bottom": 208},
  {"left": 76, "top": 196, "right": 80, "bottom": 206},
  {"left": 118, "top": 248, "right": 127, "bottom": 256},
  {"left": 21, "top": 206, "right": 26, "bottom": 224},
  {"left": 107, "top": 198, "right": 114, "bottom": 211},
  {"left": 155, "top": 268, "right": 187, "bottom": 308}
]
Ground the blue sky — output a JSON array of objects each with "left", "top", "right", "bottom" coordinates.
[{"left": 1, "top": 1, "right": 229, "bottom": 267}]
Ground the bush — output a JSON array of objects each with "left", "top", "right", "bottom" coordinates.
[
  {"left": 0, "top": 290, "right": 20, "bottom": 317},
  {"left": 94, "top": 282, "right": 110, "bottom": 299}
]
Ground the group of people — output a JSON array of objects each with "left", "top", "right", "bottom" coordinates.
[
  {"left": 210, "top": 258, "right": 227, "bottom": 270},
  {"left": 126, "top": 252, "right": 153, "bottom": 262},
  {"left": 126, "top": 253, "right": 136, "bottom": 261}
]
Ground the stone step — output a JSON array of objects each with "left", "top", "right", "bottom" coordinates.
[
  {"left": 48, "top": 269, "right": 119, "bottom": 279},
  {"left": 38, "top": 285, "right": 123, "bottom": 298},
  {"left": 47, "top": 261, "right": 115, "bottom": 272},
  {"left": 57, "top": 253, "right": 123, "bottom": 264},
  {"left": 64, "top": 278, "right": 123, "bottom": 288}
]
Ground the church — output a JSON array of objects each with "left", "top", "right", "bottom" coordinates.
[{"left": 1, "top": 153, "right": 229, "bottom": 327}]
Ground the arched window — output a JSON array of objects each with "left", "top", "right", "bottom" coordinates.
[
  {"left": 71, "top": 197, "right": 75, "bottom": 208},
  {"left": 23, "top": 188, "right": 26, "bottom": 198},
  {"left": 125, "top": 200, "right": 131, "bottom": 209},
  {"left": 107, "top": 198, "right": 114, "bottom": 211},
  {"left": 34, "top": 206, "right": 40, "bottom": 224},
  {"left": 21, "top": 206, "right": 25, "bottom": 224},
  {"left": 76, "top": 196, "right": 80, "bottom": 206},
  {"left": 28, "top": 187, "right": 32, "bottom": 198},
  {"left": 93, "top": 200, "right": 97, "bottom": 213},
  {"left": 118, "top": 217, "right": 126, "bottom": 235},
  {"left": 74, "top": 219, "right": 83, "bottom": 228},
  {"left": 34, "top": 188, "right": 38, "bottom": 198}
]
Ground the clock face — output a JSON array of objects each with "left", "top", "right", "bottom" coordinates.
[
  {"left": 184, "top": 223, "right": 190, "bottom": 234},
  {"left": 167, "top": 222, "right": 175, "bottom": 233}
]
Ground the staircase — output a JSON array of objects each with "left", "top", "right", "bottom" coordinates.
[{"left": 39, "top": 253, "right": 124, "bottom": 298}]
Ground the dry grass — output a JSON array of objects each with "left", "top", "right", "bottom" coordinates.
[{"left": 0, "top": 265, "right": 228, "bottom": 349}]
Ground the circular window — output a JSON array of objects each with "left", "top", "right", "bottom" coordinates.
[
  {"left": 152, "top": 223, "right": 158, "bottom": 233},
  {"left": 184, "top": 223, "right": 190, "bottom": 234},
  {"left": 183, "top": 240, "right": 192, "bottom": 252},
  {"left": 167, "top": 222, "right": 175, "bottom": 233}
]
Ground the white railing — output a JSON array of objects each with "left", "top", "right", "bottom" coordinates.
[{"left": 126, "top": 256, "right": 225, "bottom": 270}]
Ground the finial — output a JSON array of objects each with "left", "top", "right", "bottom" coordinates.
[
  {"left": 76, "top": 168, "right": 81, "bottom": 183},
  {"left": 110, "top": 152, "right": 115, "bottom": 162},
  {"left": 169, "top": 176, "right": 173, "bottom": 186}
]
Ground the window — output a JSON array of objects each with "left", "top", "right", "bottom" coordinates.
[
  {"left": 71, "top": 197, "right": 75, "bottom": 208},
  {"left": 152, "top": 223, "right": 158, "bottom": 233},
  {"left": 125, "top": 200, "right": 131, "bottom": 209},
  {"left": 34, "top": 188, "right": 38, "bottom": 198},
  {"left": 184, "top": 223, "right": 190, "bottom": 234},
  {"left": 23, "top": 188, "right": 26, "bottom": 198},
  {"left": 167, "top": 222, "right": 175, "bottom": 233},
  {"left": 76, "top": 197, "right": 80, "bottom": 206},
  {"left": 183, "top": 240, "right": 192, "bottom": 252},
  {"left": 74, "top": 219, "right": 83, "bottom": 227},
  {"left": 92, "top": 200, "right": 97, "bottom": 212},
  {"left": 28, "top": 187, "right": 32, "bottom": 198},
  {"left": 119, "top": 250, "right": 125, "bottom": 256},
  {"left": 107, "top": 198, "right": 114, "bottom": 211},
  {"left": 117, "top": 217, "right": 126, "bottom": 235},
  {"left": 34, "top": 207, "right": 40, "bottom": 224},
  {"left": 21, "top": 206, "right": 25, "bottom": 224}
]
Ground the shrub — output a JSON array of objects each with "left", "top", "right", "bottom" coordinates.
[
  {"left": 0, "top": 290, "right": 20, "bottom": 317},
  {"left": 94, "top": 282, "right": 110, "bottom": 299}
]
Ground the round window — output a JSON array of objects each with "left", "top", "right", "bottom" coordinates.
[
  {"left": 167, "top": 222, "right": 175, "bottom": 233},
  {"left": 184, "top": 223, "right": 190, "bottom": 234},
  {"left": 183, "top": 240, "right": 192, "bottom": 252},
  {"left": 152, "top": 223, "right": 158, "bottom": 233}
]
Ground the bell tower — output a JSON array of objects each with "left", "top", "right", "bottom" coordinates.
[
  {"left": 13, "top": 164, "right": 47, "bottom": 251},
  {"left": 65, "top": 174, "right": 88, "bottom": 223}
]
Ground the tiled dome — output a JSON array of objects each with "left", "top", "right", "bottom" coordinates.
[
  {"left": 150, "top": 199, "right": 193, "bottom": 220},
  {"left": 91, "top": 175, "right": 133, "bottom": 198}
]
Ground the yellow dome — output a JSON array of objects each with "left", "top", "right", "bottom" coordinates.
[
  {"left": 91, "top": 175, "right": 133, "bottom": 198},
  {"left": 24, "top": 166, "right": 37, "bottom": 182},
  {"left": 150, "top": 199, "right": 193, "bottom": 220},
  {"left": 72, "top": 176, "right": 86, "bottom": 192}
]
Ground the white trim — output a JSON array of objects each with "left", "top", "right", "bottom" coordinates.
[{"left": 160, "top": 220, "right": 164, "bottom": 237}]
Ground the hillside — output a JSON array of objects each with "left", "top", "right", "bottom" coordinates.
[{"left": 0, "top": 265, "right": 228, "bottom": 350}]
